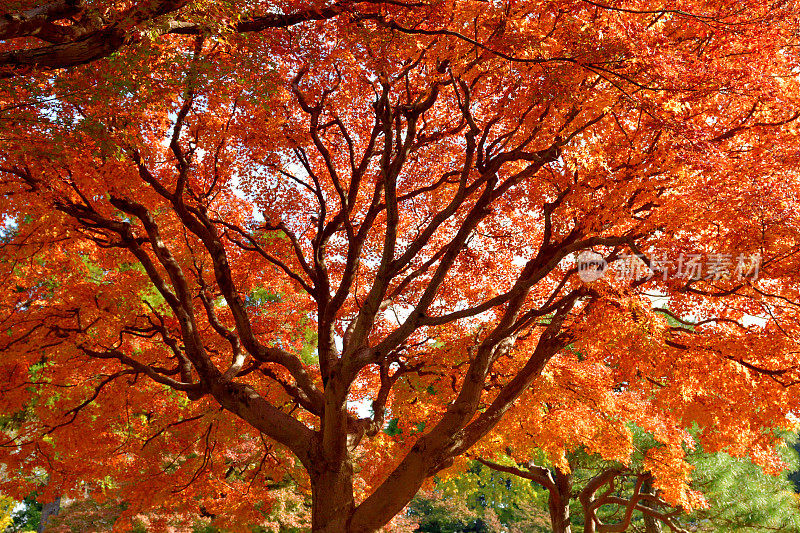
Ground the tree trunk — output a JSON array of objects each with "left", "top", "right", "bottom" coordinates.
[
  {"left": 549, "top": 467, "right": 573, "bottom": 533},
  {"left": 642, "top": 477, "right": 663, "bottom": 533},
  {"left": 37, "top": 496, "right": 60, "bottom": 533},
  {"left": 582, "top": 508, "right": 596, "bottom": 533},
  {"left": 310, "top": 462, "right": 356, "bottom": 532}
]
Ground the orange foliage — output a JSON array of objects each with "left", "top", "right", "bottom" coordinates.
[{"left": 2, "top": 0, "right": 800, "bottom": 531}]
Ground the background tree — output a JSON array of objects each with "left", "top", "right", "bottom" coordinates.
[
  {"left": 475, "top": 430, "right": 800, "bottom": 533},
  {"left": 3, "top": 1, "right": 800, "bottom": 532},
  {"left": 409, "top": 460, "right": 551, "bottom": 533},
  {"left": 3, "top": 492, "right": 41, "bottom": 533},
  {"left": 685, "top": 437, "right": 800, "bottom": 532},
  {"left": 0, "top": 495, "right": 18, "bottom": 532}
]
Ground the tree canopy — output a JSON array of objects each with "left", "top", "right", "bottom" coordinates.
[{"left": 3, "top": 0, "right": 800, "bottom": 531}]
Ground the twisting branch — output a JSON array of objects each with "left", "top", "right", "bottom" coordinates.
[
  {"left": 580, "top": 469, "right": 690, "bottom": 533},
  {"left": 477, "top": 457, "right": 573, "bottom": 531},
  {"left": 43, "top": 370, "right": 136, "bottom": 435},
  {"left": 78, "top": 346, "right": 204, "bottom": 393},
  {"left": 128, "top": 139, "right": 325, "bottom": 413}
]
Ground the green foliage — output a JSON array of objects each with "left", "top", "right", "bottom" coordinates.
[
  {"left": 79, "top": 254, "right": 106, "bottom": 284},
  {"left": 409, "top": 461, "right": 551, "bottom": 532},
  {"left": 408, "top": 495, "right": 488, "bottom": 532},
  {"left": 789, "top": 439, "right": 800, "bottom": 492},
  {"left": 685, "top": 437, "right": 800, "bottom": 532},
  {"left": 296, "top": 324, "right": 318, "bottom": 366},
  {"left": 384, "top": 418, "right": 402, "bottom": 437},
  {"left": 191, "top": 524, "right": 224, "bottom": 533},
  {"left": 248, "top": 287, "right": 281, "bottom": 306},
  {"left": 564, "top": 430, "right": 800, "bottom": 531},
  {"left": 8, "top": 492, "right": 41, "bottom": 533}
]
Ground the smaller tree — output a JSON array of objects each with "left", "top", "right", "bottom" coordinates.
[{"left": 476, "top": 430, "right": 800, "bottom": 533}]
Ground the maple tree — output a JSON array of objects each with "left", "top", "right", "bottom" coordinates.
[
  {"left": 477, "top": 430, "right": 800, "bottom": 533},
  {"left": 3, "top": 0, "right": 800, "bottom": 531}
]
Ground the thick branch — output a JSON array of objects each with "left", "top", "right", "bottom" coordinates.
[
  {"left": 0, "top": 0, "right": 369, "bottom": 73},
  {"left": 0, "top": 0, "right": 85, "bottom": 41}
]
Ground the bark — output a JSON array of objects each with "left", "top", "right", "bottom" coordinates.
[
  {"left": 641, "top": 477, "right": 663, "bottom": 533},
  {"left": 0, "top": 0, "right": 367, "bottom": 74},
  {"left": 582, "top": 502, "right": 597, "bottom": 533},
  {"left": 580, "top": 470, "right": 689, "bottom": 533},
  {"left": 37, "top": 496, "right": 61, "bottom": 533},
  {"left": 579, "top": 468, "right": 622, "bottom": 533},
  {"left": 549, "top": 467, "right": 573, "bottom": 533},
  {"left": 0, "top": 26, "right": 126, "bottom": 70},
  {"left": 0, "top": 0, "right": 83, "bottom": 40},
  {"left": 310, "top": 460, "right": 356, "bottom": 532}
]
